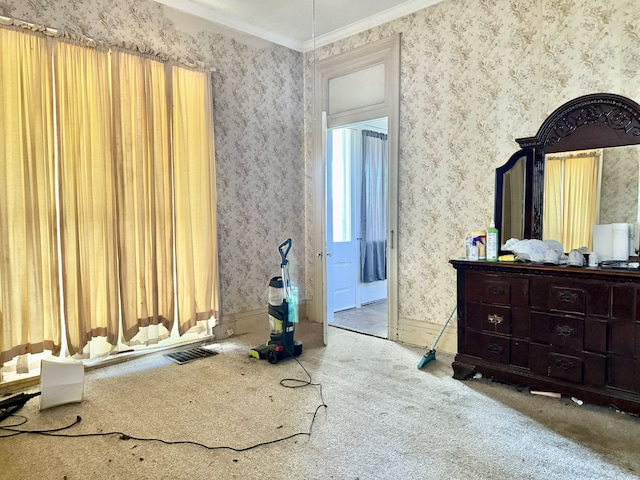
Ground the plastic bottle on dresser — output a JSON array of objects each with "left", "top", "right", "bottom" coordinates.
[
  {"left": 472, "top": 230, "right": 486, "bottom": 260},
  {"left": 464, "top": 233, "right": 474, "bottom": 259},
  {"left": 486, "top": 219, "right": 499, "bottom": 262}
]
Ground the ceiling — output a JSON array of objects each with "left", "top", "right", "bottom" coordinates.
[{"left": 153, "top": 0, "right": 442, "bottom": 51}]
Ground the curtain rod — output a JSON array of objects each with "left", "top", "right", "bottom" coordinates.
[{"left": 0, "top": 15, "right": 216, "bottom": 72}]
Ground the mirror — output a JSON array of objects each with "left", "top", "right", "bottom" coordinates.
[
  {"left": 598, "top": 145, "right": 640, "bottom": 224},
  {"left": 494, "top": 93, "right": 640, "bottom": 250},
  {"left": 496, "top": 150, "right": 530, "bottom": 245},
  {"left": 542, "top": 146, "right": 640, "bottom": 250}
]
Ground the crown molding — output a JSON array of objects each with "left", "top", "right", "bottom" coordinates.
[
  {"left": 302, "top": 0, "right": 442, "bottom": 52},
  {"left": 154, "top": 0, "right": 442, "bottom": 52},
  {"left": 153, "top": 0, "right": 305, "bottom": 51}
]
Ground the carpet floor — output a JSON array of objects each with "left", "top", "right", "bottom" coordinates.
[{"left": 1, "top": 321, "right": 639, "bottom": 479}]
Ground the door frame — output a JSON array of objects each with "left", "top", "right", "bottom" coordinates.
[{"left": 312, "top": 35, "right": 400, "bottom": 344}]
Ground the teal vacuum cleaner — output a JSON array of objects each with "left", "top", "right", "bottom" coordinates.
[
  {"left": 417, "top": 306, "right": 457, "bottom": 369},
  {"left": 249, "top": 239, "right": 302, "bottom": 364}
]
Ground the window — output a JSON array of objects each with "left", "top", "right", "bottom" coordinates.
[{"left": 0, "top": 24, "right": 219, "bottom": 381}]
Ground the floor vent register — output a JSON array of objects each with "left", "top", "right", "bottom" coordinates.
[{"left": 164, "top": 347, "right": 218, "bottom": 365}]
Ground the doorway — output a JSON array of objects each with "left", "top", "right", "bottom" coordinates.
[
  {"left": 311, "top": 35, "right": 400, "bottom": 345},
  {"left": 326, "top": 118, "right": 388, "bottom": 338}
]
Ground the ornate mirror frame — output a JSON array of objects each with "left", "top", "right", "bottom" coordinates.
[{"left": 494, "top": 93, "right": 640, "bottom": 245}]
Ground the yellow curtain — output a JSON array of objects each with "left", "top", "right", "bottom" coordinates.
[
  {"left": 55, "top": 42, "right": 119, "bottom": 355},
  {"left": 171, "top": 66, "right": 219, "bottom": 334},
  {"left": 543, "top": 157, "right": 563, "bottom": 244},
  {"left": 0, "top": 29, "right": 61, "bottom": 363},
  {"left": 543, "top": 151, "right": 601, "bottom": 251},
  {"left": 0, "top": 26, "right": 219, "bottom": 371},
  {"left": 563, "top": 156, "right": 600, "bottom": 250},
  {"left": 111, "top": 51, "right": 174, "bottom": 344}
]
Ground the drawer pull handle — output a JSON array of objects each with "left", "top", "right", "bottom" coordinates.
[
  {"left": 487, "top": 314, "right": 504, "bottom": 325},
  {"left": 487, "top": 285, "right": 504, "bottom": 295},
  {"left": 556, "top": 325, "right": 575, "bottom": 337},
  {"left": 487, "top": 343, "right": 504, "bottom": 355},
  {"left": 554, "top": 358, "right": 576, "bottom": 371},
  {"left": 558, "top": 291, "right": 578, "bottom": 303}
]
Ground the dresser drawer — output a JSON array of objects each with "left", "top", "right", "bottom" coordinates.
[
  {"left": 530, "top": 313, "right": 608, "bottom": 353},
  {"left": 529, "top": 343, "right": 606, "bottom": 387},
  {"left": 465, "top": 330, "right": 510, "bottom": 365},
  {"left": 466, "top": 303, "right": 532, "bottom": 339},
  {"left": 466, "top": 302, "right": 511, "bottom": 335},
  {"left": 530, "top": 278, "right": 610, "bottom": 316},
  {"left": 466, "top": 272, "right": 529, "bottom": 306},
  {"left": 530, "top": 312, "right": 583, "bottom": 350},
  {"left": 549, "top": 287, "right": 585, "bottom": 314},
  {"left": 465, "top": 330, "right": 529, "bottom": 367}
]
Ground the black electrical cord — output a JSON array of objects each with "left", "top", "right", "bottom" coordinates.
[
  {"left": 280, "top": 345, "right": 327, "bottom": 437},
  {"left": 0, "top": 414, "right": 82, "bottom": 438},
  {"left": 0, "top": 352, "right": 327, "bottom": 453}
]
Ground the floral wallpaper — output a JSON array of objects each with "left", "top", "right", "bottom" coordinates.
[
  {"left": 4, "top": 0, "right": 640, "bottom": 348},
  {"left": 1, "top": 0, "right": 306, "bottom": 324},
  {"left": 305, "top": 0, "right": 640, "bottom": 345}
]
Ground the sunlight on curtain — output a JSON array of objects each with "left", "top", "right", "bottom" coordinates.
[
  {"left": 0, "top": 29, "right": 61, "bottom": 365},
  {"left": 1, "top": 26, "right": 220, "bottom": 382},
  {"left": 55, "top": 42, "right": 119, "bottom": 356},
  {"left": 543, "top": 151, "right": 601, "bottom": 251},
  {"left": 543, "top": 157, "right": 563, "bottom": 244},
  {"left": 111, "top": 51, "right": 174, "bottom": 345},
  {"left": 563, "top": 155, "right": 600, "bottom": 250},
  {"left": 171, "top": 66, "right": 219, "bottom": 335}
]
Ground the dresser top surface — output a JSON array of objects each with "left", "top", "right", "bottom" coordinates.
[{"left": 450, "top": 259, "right": 640, "bottom": 281}]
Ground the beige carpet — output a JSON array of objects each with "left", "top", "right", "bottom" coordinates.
[{"left": 1, "top": 321, "right": 639, "bottom": 479}]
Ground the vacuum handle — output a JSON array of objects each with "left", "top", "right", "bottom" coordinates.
[{"left": 279, "top": 238, "right": 292, "bottom": 267}]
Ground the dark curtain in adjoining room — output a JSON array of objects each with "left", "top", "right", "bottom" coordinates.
[{"left": 361, "top": 130, "right": 388, "bottom": 283}]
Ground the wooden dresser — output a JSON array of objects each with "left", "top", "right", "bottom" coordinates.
[{"left": 450, "top": 259, "right": 640, "bottom": 414}]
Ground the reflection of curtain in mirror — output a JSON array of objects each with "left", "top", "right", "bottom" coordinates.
[
  {"left": 503, "top": 158, "right": 525, "bottom": 241},
  {"left": 543, "top": 150, "right": 602, "bottom": 251},
  {"left": 361, "top": 130, "right": 388, "bottom": 283},
  {"left": 543, "top": 159, "right": 563, "bottom": 244}
]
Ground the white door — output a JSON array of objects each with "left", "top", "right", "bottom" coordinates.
[{"left": 327, "top": 128, "right": 358, "bottom": 316}]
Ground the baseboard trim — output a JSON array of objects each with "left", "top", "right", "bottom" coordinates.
[
  {"left": 214, "top": 300, "right": 310, "bottom": 339},
  {"left": 397, "top": 316, "right": 457, "bottom": 354}
]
